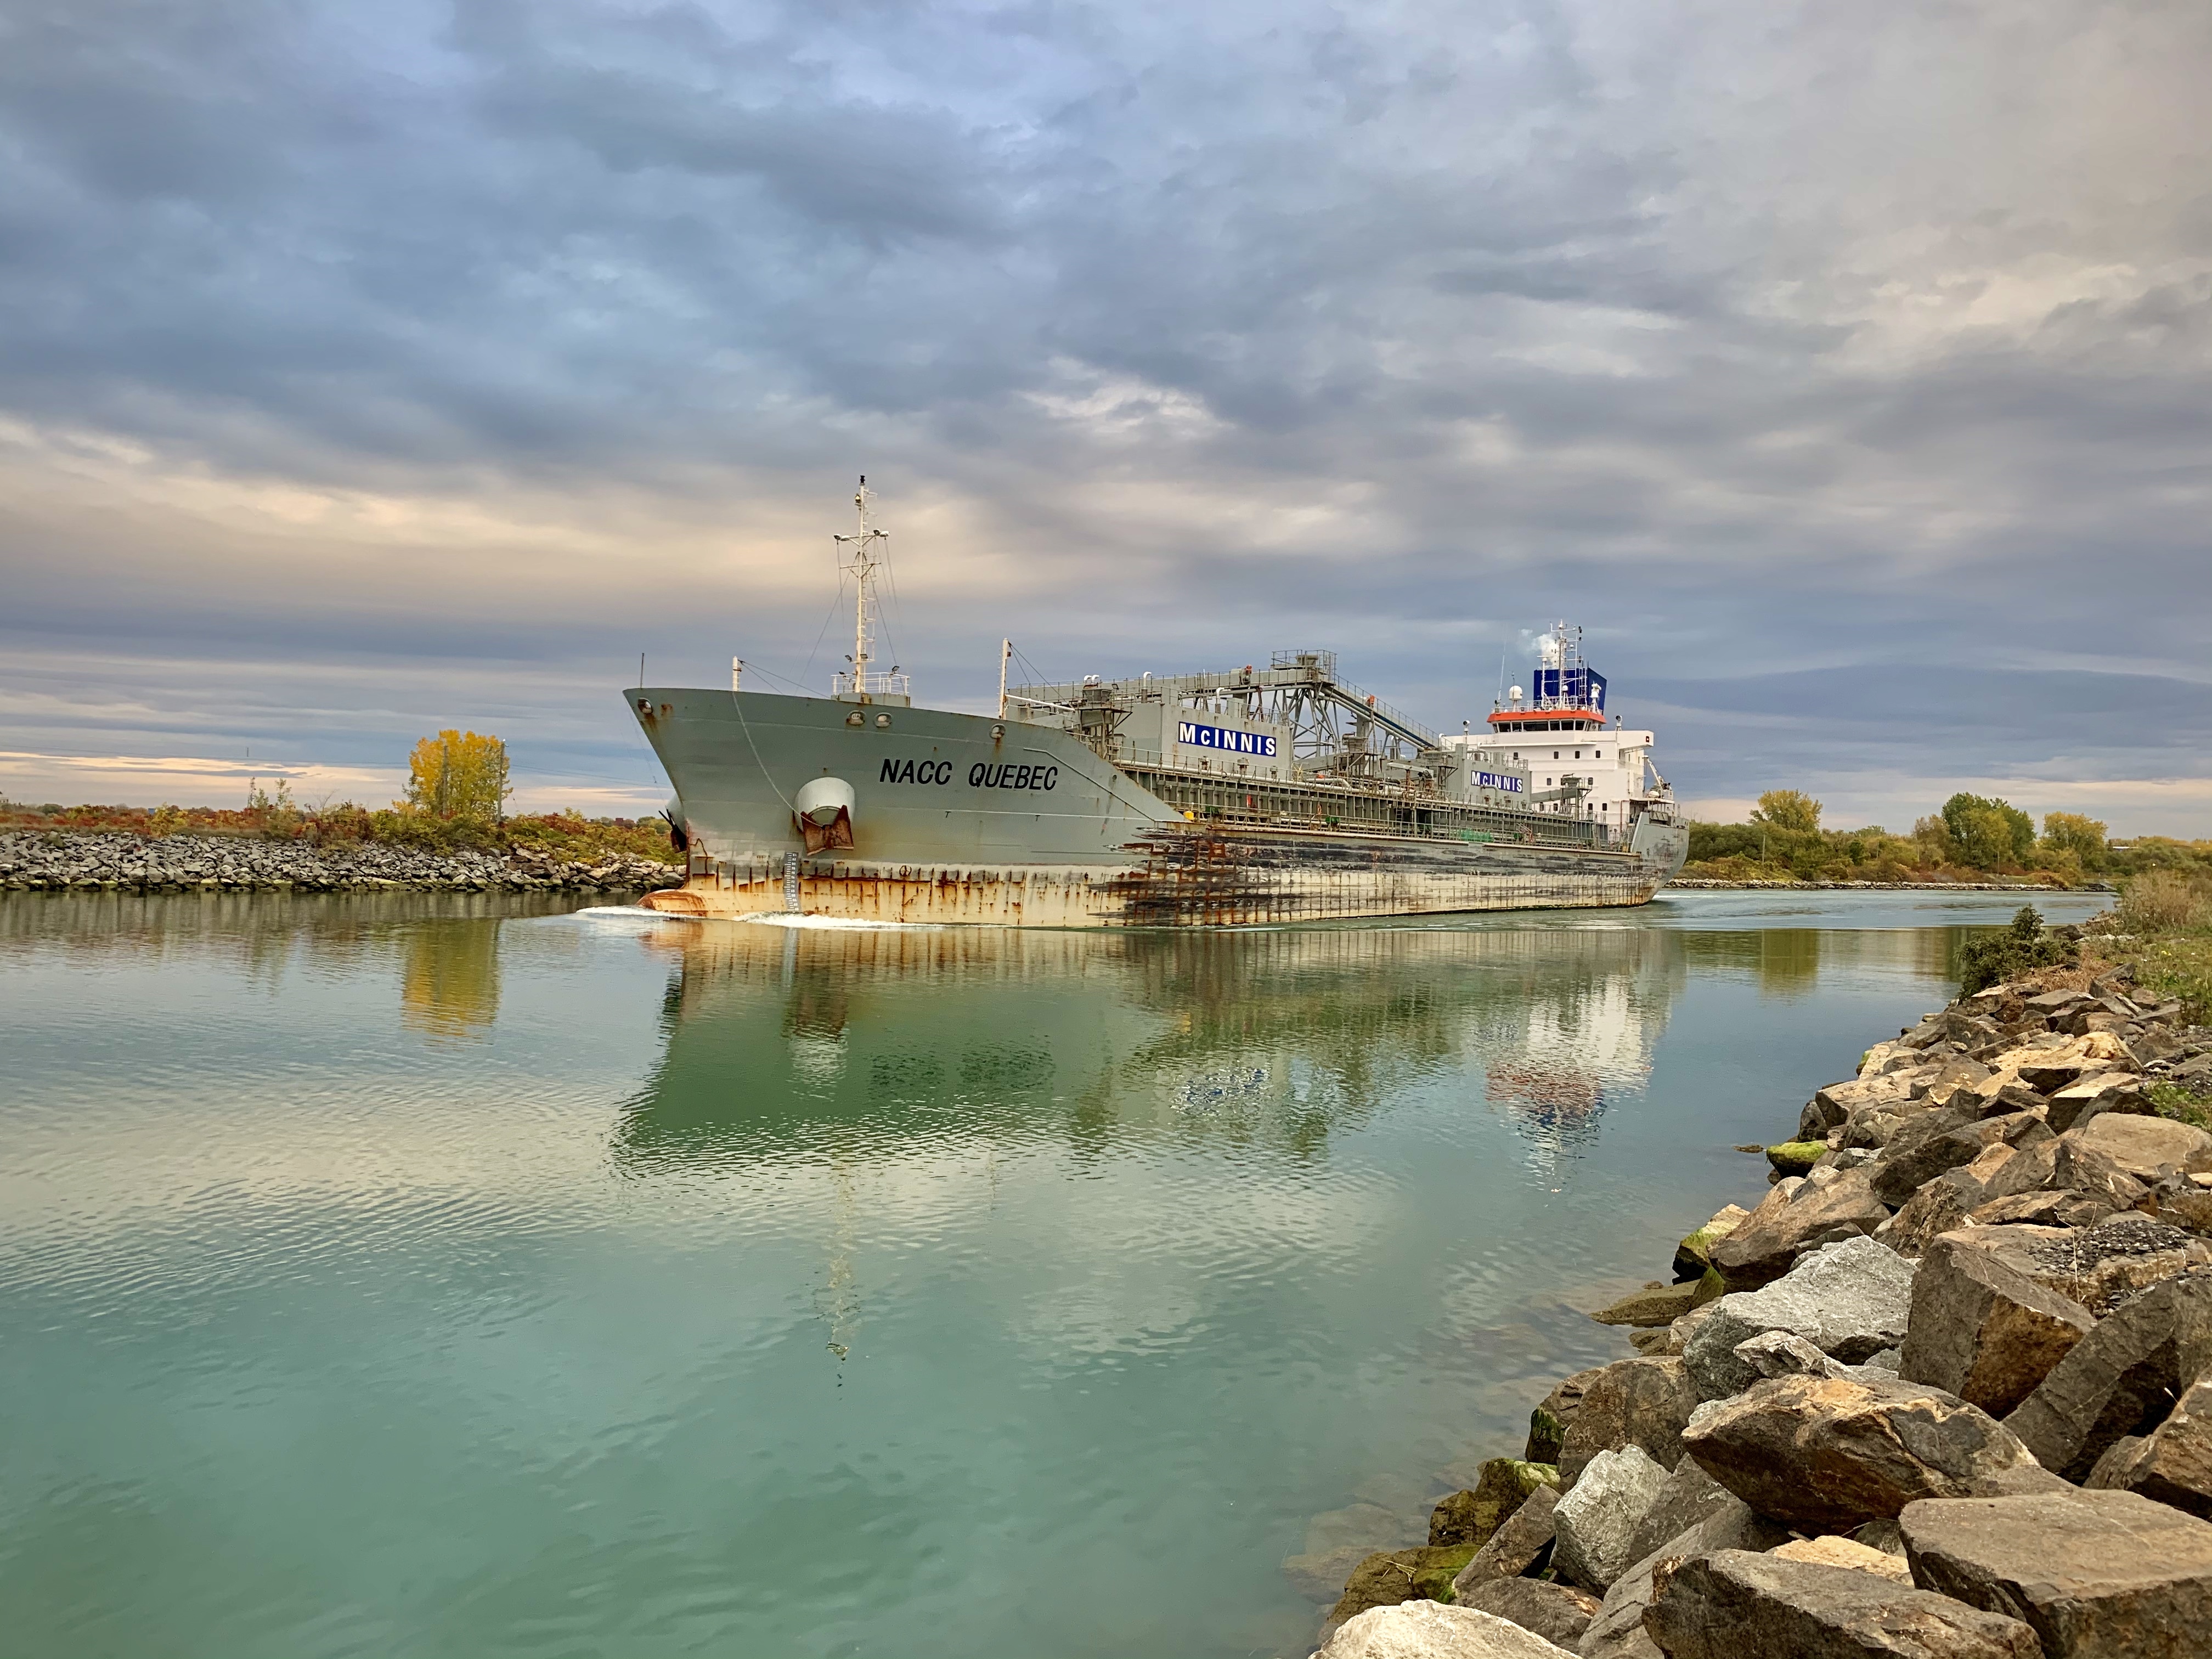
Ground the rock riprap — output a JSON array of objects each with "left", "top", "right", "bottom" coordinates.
[
  {"left": 1306, "top": 954, "right": 2212, "bottom": 1657},
  {"left": 2003, "top": 1271, "right": 2212, "bottom": 1479},
  {"left": 1429, "top": 1460, "right": 1557, "bottom": 1550},
  {"left": 0, "top": 831, "right": 679, "bottom": 894}
]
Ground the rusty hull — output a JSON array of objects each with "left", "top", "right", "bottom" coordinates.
[{"left": 639, "top": 822, "right": 1666, "bottom": 927}]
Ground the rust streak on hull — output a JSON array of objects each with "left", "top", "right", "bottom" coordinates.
[{"left": 640, "top": 823, "right": 1667, "bottom": 928}]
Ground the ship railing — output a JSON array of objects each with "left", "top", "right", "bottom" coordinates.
[{"left": 833, "top": 669, "right": 911, "bottom": 699}]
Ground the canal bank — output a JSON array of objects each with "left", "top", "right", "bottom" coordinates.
[{"left": 1313, "top": 901, "right": 2212, "bottom": 1657}]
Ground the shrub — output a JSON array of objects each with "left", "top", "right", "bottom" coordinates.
[{"left": 1958, "top": 906, "right": 2078, "bottom": 994}]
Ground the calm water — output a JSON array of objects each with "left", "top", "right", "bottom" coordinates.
[{"left": 0, "top": 888, "right": 2108, "bottom": 1658}]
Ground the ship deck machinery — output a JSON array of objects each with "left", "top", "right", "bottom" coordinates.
[{"left": 631, "top": 486, "right": 1684, "bottom": 927}]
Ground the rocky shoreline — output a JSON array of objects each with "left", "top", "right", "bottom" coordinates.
[
  {"left": 1668, "top": 879, "right": 2115, "bottom": 893},
  {"left": 0, "top": 831, "right": 681, "bottom": 895},
  {"left": 1312, "top": 960, "right": 2212, "bottom": 1657}
]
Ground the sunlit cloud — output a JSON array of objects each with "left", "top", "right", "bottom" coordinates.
[{"left": 0, "top": 0, "right": 2204, "bottom": 832}]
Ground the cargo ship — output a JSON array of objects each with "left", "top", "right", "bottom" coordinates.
[{"left": 631, "top": 483, "right": 1687, "bottom": 927}]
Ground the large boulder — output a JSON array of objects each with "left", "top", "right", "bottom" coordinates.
[
  {"left": 1901, "top": 1487, "right": 2212, "bottom": 1658},
  {"left": 1672, "top": 1204, "right": 1750, "bottom": 1281},
  {"left": 1643, "top": 1549, "right": 2042, "bottom": 1658},
  {"left": 1431, "top": 1460, "right": 1559, "bottom": 1549},
  {"left": 1946, "top": 1218, "right": 2209, "bottom": 1315},
  {"left": 2083, "top": 1373, "right": 2212, "bottom": 1519},
  {"left": 1617, "top": 1458, "right": 1739, "bottom": 1568},
  {"left": 1551, "top": 1445, "right": 1671, "bottom": 1593},
  {"left": 1880, "top": 1167, "right": 1989, "bottom": 1259},
  {"left": 1322, "top": 1544, "right": 1480, "bottom": 1639},
  {"left": 1730, "top": 1329, "right": 1851, "bottom": 1382},
  {"left": 2006, "top": 1269, "right": 2212, "bottom": 1477},
  {"left": 1573, "top": 1496, "right": 1791, "bottom": 1659},
  {"left": 1897, "top": 1232, "right": 2097, "bottom": 1416},
  {"left": 2045, "top": 1074, "right": 2143, "bottom": 1135},
  {"left": 1974, "top": 1143, "right": 2060, "bottom": 1204},
  {"left": 1708, "top": 1168, "right": 1891, "bottom": 1291},
  {"left": 1810, "top": 1071, "right": 1918, "bottom": 1131},
  {"left": 1970, "top": 1189, "right": 2118, "bottom": 1231},
  {"left": 2045, "top": 1138, "right": 2155, "bottom": 1218},
  {"left": 1683, "top": 1238, "right": 1915, "bottom": 1401},
  {"left": 1555, "top": 1360, "right": 1697, "bottom": 1487},
  {"left": 1589, "top": 1282, "right": 1703, "bottom": 1328},
  {"left": 1682, "top": 1374, "right": 2056, "bottom": 1531},
  {"left": 1764, "top": 1140, "right": 1827, "bottom": 1177},
  {"left": 1526, "top": 1368, "right": 1606, "bottom": 1465},
  {"left": 1870, "top": 1111, "right": 2005, "bottom": 1207},
  {"left": 1457, "top": 1577, "right": 1600, "bottom": 1649},
  {"left": 2065, "top": 1113, "right": 2212, "bottom": 1181},
  {"left": 1452, "top": 1485, "right": 1560, "bottom": 1592},
  {"left": 1312, "top": 1601, "right": 1578, "bottom": 1658},
  {"left": 1770, "top": 1534, "right": 1913, "bottom": 1581}
]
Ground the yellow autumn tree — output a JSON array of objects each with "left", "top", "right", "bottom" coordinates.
[{"left": 405, "top": 730, "right": 511, "bottom": 822}]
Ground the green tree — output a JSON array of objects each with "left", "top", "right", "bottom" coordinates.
[
  {"left": 2041, "top": 811, "right": 2108, "bottom": 871},
  {"left": 1751, "top": 789, "right": 1822, "bottom": 833},
  {"left": 1913, "top": 814, "right": 1954, "bottom": 866},
  {"left": 1954, "top": 805, "right": 2018, "bottom": 870},
  {"left": 406, "top": 730, "right": 511, "bottom": 822},
  {"left": 1941, "top": 793, "right": 2034, "bottom": 868}
]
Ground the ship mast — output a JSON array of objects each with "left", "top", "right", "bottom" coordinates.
[{"left": 832, "top": 476, "right": 901, "bottom": 701}]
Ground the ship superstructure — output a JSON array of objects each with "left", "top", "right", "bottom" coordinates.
[
  {"left": 631, "top": 486, "right": 1687, "bottom": 927},
  {"left": 1439, "top": 623, "right": 1667, "bottom": 844}
]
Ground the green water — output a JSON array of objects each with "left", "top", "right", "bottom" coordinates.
[{"left": 0, "top": 889, "right": 2108, "bottom": 1658}]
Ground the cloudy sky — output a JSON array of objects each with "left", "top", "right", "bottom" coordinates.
[{"left": 2, "top": 0, "right": 2207, "bottom": 831}]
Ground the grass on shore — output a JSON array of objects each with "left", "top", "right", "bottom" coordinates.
[
  {"left": 0, "top": 798, "right": 679, "bottom": 865},
  {"left": 1677, "top": 856, "right": 2084, "bottom": 887},
  {"left": 2085, "top": 870, "right": 2212, "bottom": 1025}
]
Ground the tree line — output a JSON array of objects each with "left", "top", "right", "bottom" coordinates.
[
  {"left": 2, "top": 729, "right": 675, "bottom": 864},
  {"left": 1684, "top": 789, "right": 2210, "bottom": 885}
]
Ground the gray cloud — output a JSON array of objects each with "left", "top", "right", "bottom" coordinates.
[{"left": 1, "top": 0, "right": 2208, "bottom": 829}]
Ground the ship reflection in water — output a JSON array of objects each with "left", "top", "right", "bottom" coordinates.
[{"left": 612, "top": 915, "right": 1686, "bottom": 1178}]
